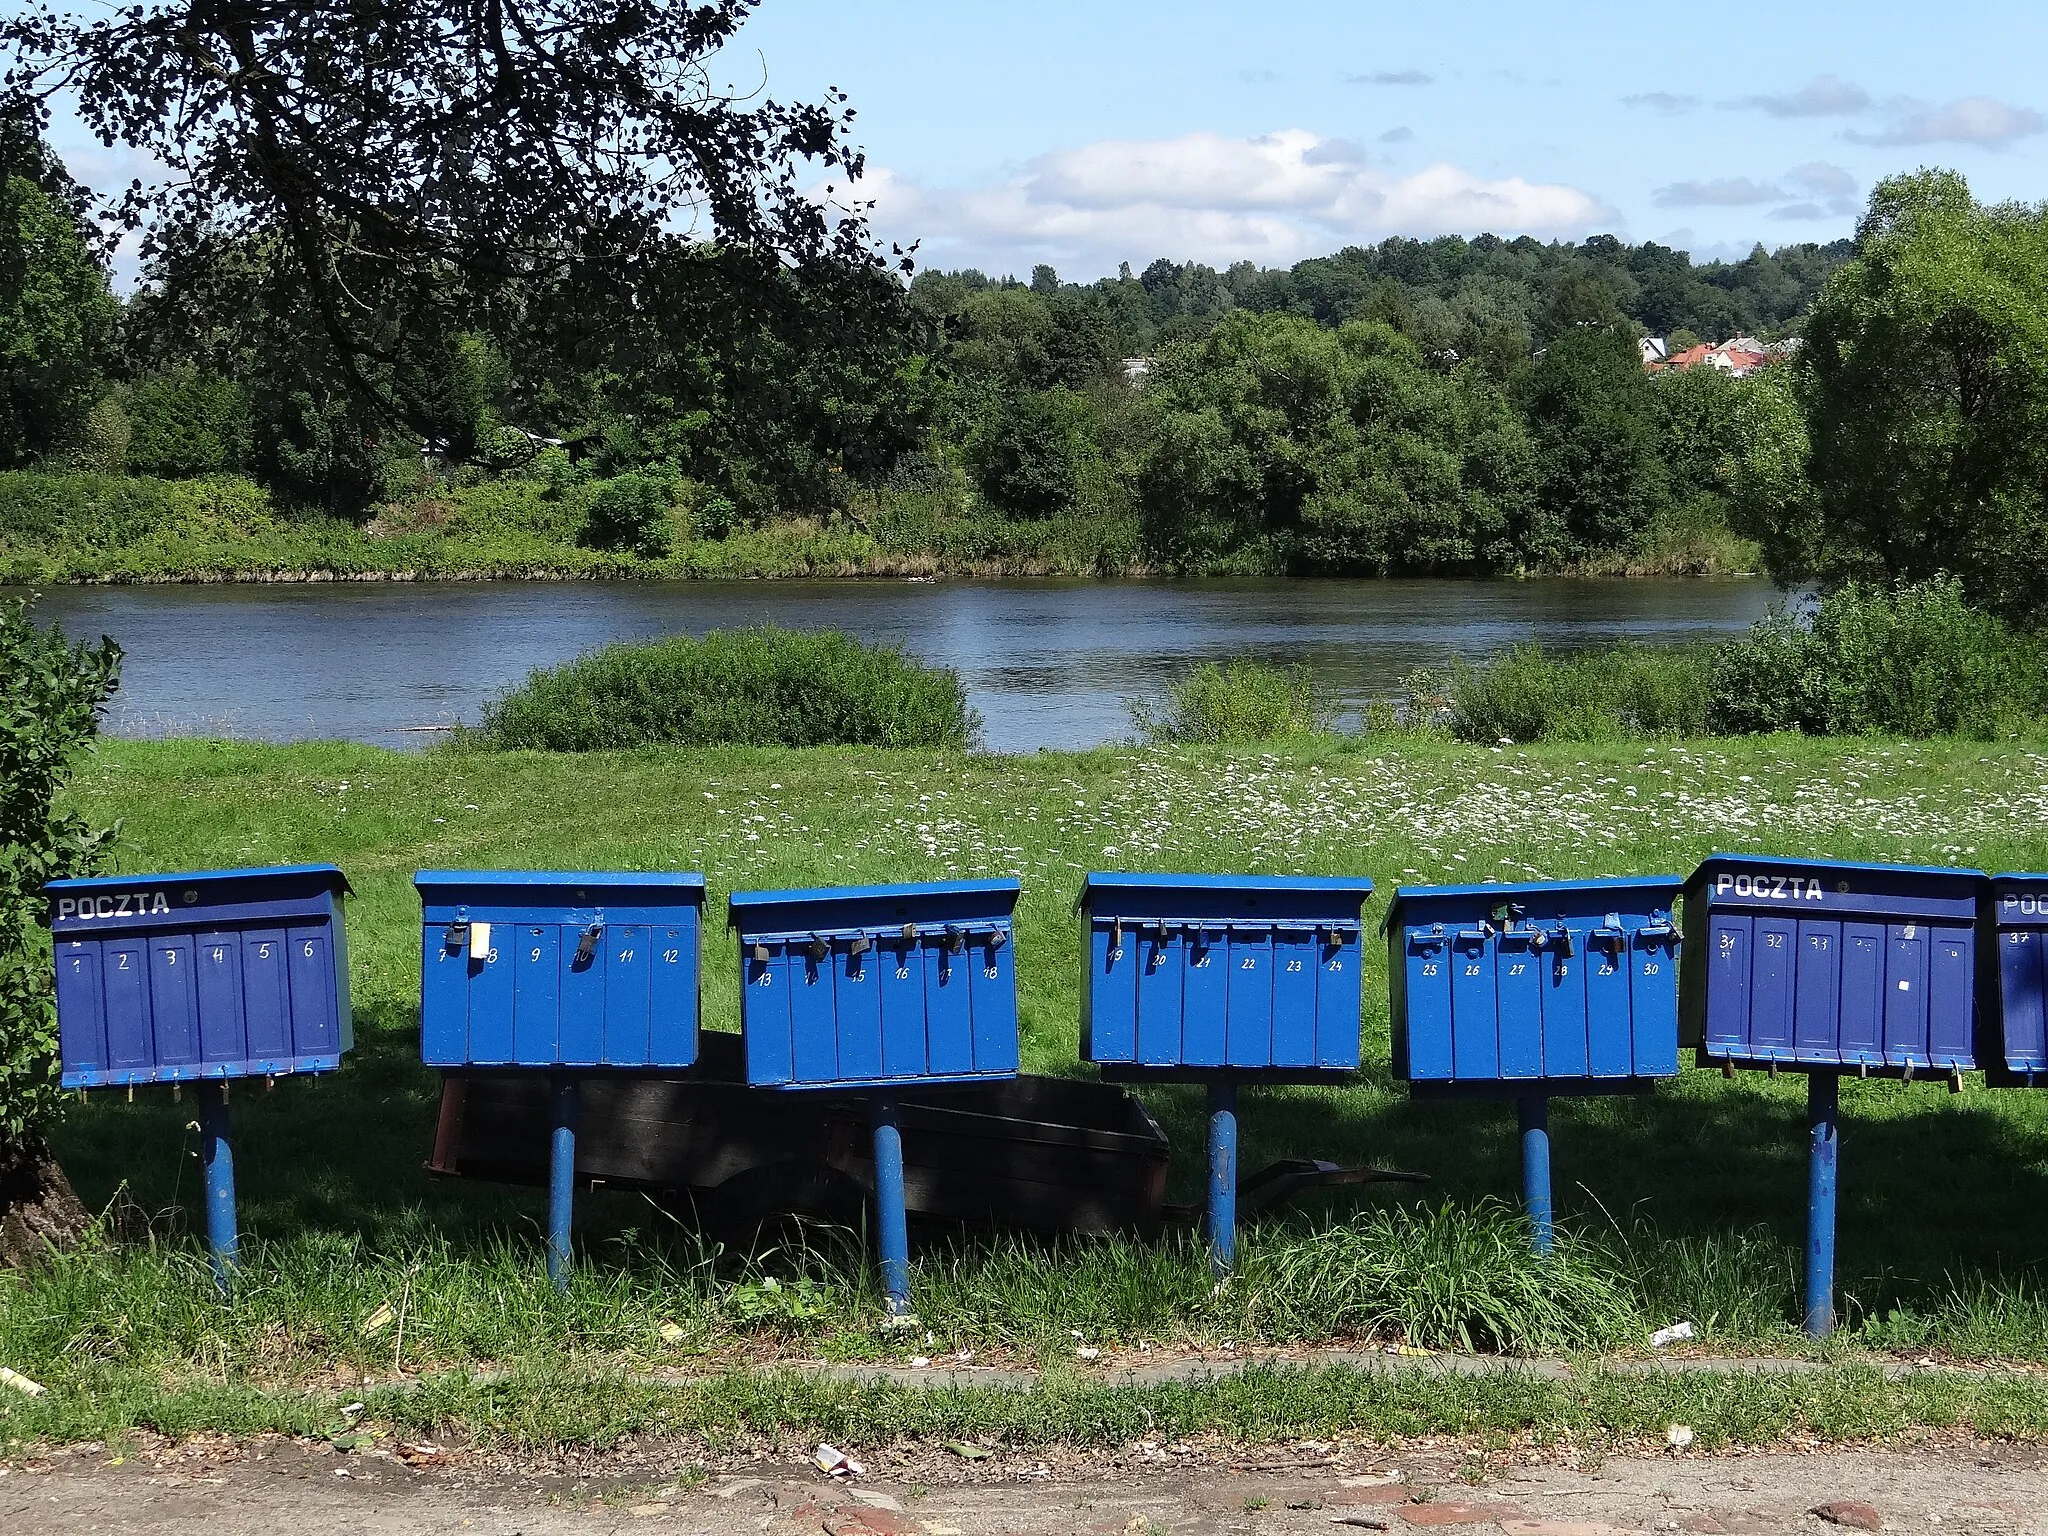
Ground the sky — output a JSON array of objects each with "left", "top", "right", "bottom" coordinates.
[
  {"left": 34, "top": 0, "right": 2048, "bottom": 283},
  {"left": 704, "top": 0, "right": 2048, "bottom": 278}
]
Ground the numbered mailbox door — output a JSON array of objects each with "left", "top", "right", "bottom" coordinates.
[
  {"left": 731, "top": 878, "right": 1021, "bottom": 1090},
  {"left": 416, "top": 871, "right": 705, "bottom": 1070},
  {"left": 1978, "top": 874, "right": 2048, "bottom": 1085},
  {"left": 1388, "top": 876, "right": 1684, "bottom": 1091},
  {"left": 1078, "top": 873, "right": 1374, "bottom": 1073},
  {"left": 1682, "top": 854, "right": 1980, "bottom": 1075},
  {"left": 49, "top": 864, "right": 353, "bottom": 1089}
]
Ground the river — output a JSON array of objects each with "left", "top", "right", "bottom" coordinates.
[{"left": 18, "top": 577, "right": 1782, "bottom": 753}]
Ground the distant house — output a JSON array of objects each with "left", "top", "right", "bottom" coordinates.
[
  {"left": 1640, "top": 336, "right": 1669, "bottom": 366},
  {"left": 1123, "top": 356, "right": 1154, "bottom": 383},
  {"left": 1642, "top": 335, "right": 1779, "bottom": 378}
]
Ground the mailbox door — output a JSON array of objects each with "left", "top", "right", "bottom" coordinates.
[
  {"left": 1541, "top": 930, "right": 1590, "bottom": 1079},
  {"left": 1884, "top": 923, "right": 1930, "bottom": 1066},
  {"left": 1136, "top": 925, "right": 1184, "bottom": 1067},
  {"left": 1928, "top": 927, "right": 1973, "bottom": 1066},
  {"left": 1704, "top": 915, "right": 1750, "bottom": 1058},
  {"left": 1750, "top": 916, "right": 1796, "bottom": 1057},
  {"left": 742, "top": 940, "right": 795, "bottom": 1086},
  {"left": 466, "top": 933, "right": 515, "bottom": 1065},
  {"left": 880, "top": 935, "right": 928, "bottom": 1076},
  {"left": 1226, "top": 925, "right": 1276, "bottom": 1069},
  {"left": 1496, "top": 929, "right": 1542, "bottom": 1079},
  {"left": 788, "top": 940, "right": 838, "bottom": 1083},
  {"left": 601, "top": 924, "right": 653, "bottom": 1066},
  {"left": 1630, "top": 929, "right": 1679, "bottom": 1077},
  {"left": 1314, "top": 928, "right": 1361, "bottom": 1070},
  {"left": 1794, "top": 922, "right": 1842, "bottom": 1063},
  {"left": 195, "top": 931, "right": 249, "bottom": 1067},
  {"left": 514, "top": 925, "right": 563, "bottom": 1065},
  {"left": 2000, "top": 926, "right": 2048, "bottom": 1071},
  {"left": 1086, "top": 919, "right": 1138, "bottom": 1064},
  {"left": 243, "top": 930, "right": 292, "bottom": 1061},
  {"left": 148, "top": 934, "right": 200, "bottom": 1067},
  {"left": 1270, "top": 926, "right": 1318, "bottom": 1068},
  {"left": 1401, "top": 929, "right": 1453, "bottom": 1081},
  {"left": 1181, "top": 926, "right": 1226, "bottom": 1068},
  {"left": 1450, "top": 928, "right": 1498, "bottom": 1079},
  {"left": 1585, "top": 934, "right": 1631, "bottom": 1079},
  {"left": 560, "top": 931, "right": 605, "bottom": 1065},
  {"left": 103, "top": 939, "right": 151, "bottom": 1070},
  {"left": 648, "top": 922, "right": 696, "bottom": 1068},
  {"left": 923, "top": 935, "right": 975, "bottom": 1077},
  {"left": 969, "top": 930, "right": 1020, "bottom": 1074},
  {"left": 834, "top": 940, "right": 885, "bottom": 1082},
  {"left": 55, "top": 940, "right": 105, "bottom": 1080},
  {"left": 1838, "top": 923, "right": 1885, "bottom": 1065},
  {"left": 286, "top": 926, "right": 339, "bottom": 1058}
]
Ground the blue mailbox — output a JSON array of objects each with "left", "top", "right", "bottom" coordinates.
[
  {"left": 47, "top": 863, "right": 354, "bottom": 1289},
  {"left": 729, "top": 877, "right": 1021, "bottom": 1318},
  {"left": 1386, "top": 876, "right": 1683, "bottom": 1256},
  {"left": 1388, "top": 877, "right": 1683, "bottom": 1091},
  {"left": 1976, "top": 874, "right": 2048, "bottom": 1086},
  {"left": 1077, "top": 872, "right": 1374, "bottom": 1278},
  {"left": 1680, "top": 852, "right": 1985, "bottom": 1341},
  {"left": 1682, "top": 854, "right": 1981, "bottom": 1077},
  {"left": 415, "top": 869, "right": 707, "bottom": 1287},
  {"left": 729, "top": 879, "right": 1021, "bottom": 1091},
  {"left": 1078, "top": 873, "right": 1374, "bottom": 1076},
  {"left": 415, "top": 870, "right": 706, "bottom": 1070}
]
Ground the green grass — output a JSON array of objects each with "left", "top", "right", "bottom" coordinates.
[{"left": 11, "top": 734, "right": 2048, "bottom": 1443}]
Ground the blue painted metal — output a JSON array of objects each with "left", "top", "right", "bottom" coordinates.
[
  {"left": 1387, "top": 876, "right": 1684, "bottom": 1093},
  {"left": 49, "top": 864, "right": 353, "bottom": 1089},
  {"left": 1206, "top": 1078, "right": 1239, "bottom": 1277},
  {"left": 415, "top": 871, "right": 705, "bottom": 1070},
  {"left": 196, "top": 1080, "right": 237, "bottom": 1292},
  {"left": 1683, "top": 854, "right": 1982, "bottom": 1077},
  {"left": 729, "top": 879, "right": 1022, "bottom": 1090},
  {"left": 1518, "top": 1094, "right": 1553, "bottom": 1257},
  {"left": 1977, "top": 875, "right": 2048, "bottom": 1085},
  {"left": 546, "top": 1075, "right": 579, "bottom": 1290},
  {"left": 870, "top": 1094, "right": 912, "bottom": 1316},
  {"left": 1805, "top": 1071, "right": 1840, "bottom": 1338},
  {"left": 1077, "top": 873, "right": 1375, "bottom": 1076}
]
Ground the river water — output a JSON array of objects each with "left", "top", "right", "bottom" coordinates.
[{"left": 18, "top": 577, "right": 1782, "bottom": 753}]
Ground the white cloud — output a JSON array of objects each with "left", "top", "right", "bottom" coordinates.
[
  {"left": 1624, "top": 92, "right": 1700, "bottom": 116},
  {"left": 856, "top": 129, "right": 1611, "bottom": 277},
  {"left": 1848, "top": 95, "right": 2044, "bottom": 147},
  {"left": 1785, "top": 161, "right": 1857, "bottom": 199},
  {"left": 1741, "top": 75, "right": 1871, "bottom": 117},
  {"left": 1347, "top": 70, "right": 1433, "bottom": 86},
  {"left": 1653, "top": 177, "right": 1787, "bottom": 208}
]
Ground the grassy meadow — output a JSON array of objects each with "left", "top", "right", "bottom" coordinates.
[{"left": 10, "top": 732, "right": 2048, "bottom": 1447}]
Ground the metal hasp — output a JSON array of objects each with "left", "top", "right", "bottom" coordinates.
[
  {"left": 1805, "top": 1071, "right": 1839, "bottom": 1337},
  {"left": 415, "top": 870, "right": 708, "bottom": 1289},
  {"left": 196, "top": 1080, "right": 237, "bottom": 1291},
  {"left": 1077, "top": 872, "right": 1376, "bottom": 1276},
  {"left": 1680, "top": 854, "right": 1986, "bottom": 1337},
  {"left": 1975, "top": 874, "right": 2048, "bottom": 1085},
  {"left": 730, "top": 878, "right": 1024, "bottom": 1319},
  {"left": 1387, "top": 876, "right": 1686, "bottom": 1253}
]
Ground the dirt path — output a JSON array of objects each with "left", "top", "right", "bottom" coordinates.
[{"left": 5, "top": 1434, "right": 2045, "bottom": 1536}]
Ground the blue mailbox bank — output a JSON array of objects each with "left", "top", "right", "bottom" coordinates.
[
  {"left": 1976, "top": 874, "right": 2048, "bottom": 1087},
  {"left": 730, "top": 878, "right": 1022, "bottom": 1315},
  {"left": 416, "top": 870, "right": 706, "bottom": 1285},
  {"left": 1078, "top": 873, "right": 1375, "bottom": 1275},
  {"left": 1387, "top": 876, "right": 1684, "bottom": 1253},
  {"left": 48, "top": 863, "right": 354, "bottom": 1287},
  {"left": 1680, "top": 853, "right": 1984, "bottom": 1338}
]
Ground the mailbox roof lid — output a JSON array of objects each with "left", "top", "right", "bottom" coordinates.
[
  {"left": 728, "top": 877, "right": 1019, "bottom": 921},
  {"left": 48, "top": 862, "right": 351, "bottom": 894},
  {"left": 1080, "top": 871, "right": 1374, "bottom": 900},
  {"left": 1691, "top": 852, "right": 1985, "bottom": 883},
  {"left": 1387, "top": 874, "right": 1683, "bottom": 915},
  {"left": 414, "top": 869, "right": 706, "bottom": 896}
]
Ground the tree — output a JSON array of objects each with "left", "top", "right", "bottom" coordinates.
[
  {"left": 0, "top": 601, "right": 119, "bottom": 1267},
  {"left": 1781, "top": 170, "right": 2048, "bottom": 622},
  {"left": 0, "top": 166, "right": 114, "bottom": 465},
  {"left": 1516, "top": 324, "right": 1667, "bottom": 562},
  {"left": 965, "top": 387, "right": 1100, "bottom": 518},
  {"left": 2, "top": 1, "right": 905, "bottom": 455}
]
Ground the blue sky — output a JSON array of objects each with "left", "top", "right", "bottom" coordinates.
[
  {"left": 713, "top": 0, "right": 2048, "bottom": 277},
  {"left": 38, "top": 0, "right": 2048, "bottom": 282}
]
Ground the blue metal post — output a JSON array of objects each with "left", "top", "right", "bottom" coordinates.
[
  {"left": 1207, "top": 1079, "right": 1239, "bottom": 1278},
  {"left": 1805, "top": 1070, "right": 1840, "bottom": 1338},
  {"left": 546, "top": 1075, "right": 579, "bottom": 1290},
  {"left": 870, "top": 1093, "right": 913, "bottom": 1316},
  {"left": 196, "top": 1080, "right": 237, "bottom": 1292},
  {"left": 1518, "top": 1094, "right": 1554, "bottom": 1256}
]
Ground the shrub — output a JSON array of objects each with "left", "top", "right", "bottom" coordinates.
[
  {"left": 0, "top": 600, "right": 120, "bottom": 1143},
  {"left": 1444, "top": 643, "right": 1713, "bottom": 744},
  {"left": 124, "top": 370, "right": 251, "bottom": 477},
  {"left": 1128, "top": 659, "right": 1335, "bottom": 744},
  {"left": 580, "top": 471, "right": 675, "bottom": 556},
  {"left": 1706, "top": 576, "right": 2047, "bottom": 738},
  {"left": 470, "top": 627, "right": 979, "bottom": 751}
]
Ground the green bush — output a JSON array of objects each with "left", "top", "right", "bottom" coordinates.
[
  {"left": 1707, "top": 576, "right": 2047, "bottom": 738},
  {"left": 1444, "top": 643, "right": 1713, "bottom": 744},
  {"left": 124, "top": 371, "right": 251, "bottom": 477},
  {"left": 1128, "top": 659, "right": 1335, "bottom": 744},
  {"left": 470, "top": 627, "right": 980, "bottom": 751},
  {"left": 580, "top": 471, "right": 675, "bottom": 556},
  {"left": 0, "top": 600, "right": 120, "bottom": 1142}
]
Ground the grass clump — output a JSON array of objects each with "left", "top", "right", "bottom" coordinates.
[
  {"left": 468, "top": 626, "right": 980, "bottom": 751},
  {"left": 1129, "top": 659, "right": 1334, "bottom": 743},
  {"left": 1440, "top": 644, "right": 1714, "bottom": 744}
]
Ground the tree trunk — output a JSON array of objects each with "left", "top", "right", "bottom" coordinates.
[{"left": 0, "top": 1137, "right": 89, "bottom": 1269}]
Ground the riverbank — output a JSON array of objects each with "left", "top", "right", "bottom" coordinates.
[
  {"left": 0, "top": 471, "right": 1759, "bottom": 583},
  {"left": 4, "top": 734, "right": 2047, "bottom": 1456}
]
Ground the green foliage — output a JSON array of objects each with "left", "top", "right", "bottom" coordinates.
[
  {"left": 1706, "top": 577, "right": 2046, "bottom": 738},
  {"left": 1790, "top": 170, "right": 2048, "bottom": 622},
  {"left": 0, "top": 600, "right": 119, "bottom": 1141},
  {"left": 1516, "top": 325, "right": 1668, "bottom": 563},
  {"left": 964, "top": 387, "right": 1101, "bottom": 518},
  {"left": 73, "top": 394, "right": 129, "bottom": 475},
  {"left": 1441, "top": 643, "right": 1713, "bottom": 743},
  {"left": 123, "top": 370, "right": 252, "bottom": 477},
  {"left": 581, "top": 472, "right": 676, "bottom": 556},
  {"left": 1128, "top": 659, "right": 1335, "bottom": 744},
  {"left": 0, "top": 173, "right": 114, "bottom": 466},
  {"left": 1137, "top": 313, "right": 1535, "bottom": 573},
  {"left": 471, "top": 627, "right": 979, "bottom": 751}
]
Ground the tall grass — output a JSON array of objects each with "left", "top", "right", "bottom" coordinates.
[
  {"left": 1437, "top": 644, "right": 1714, "bottom": 744},
  {"left": 467, "top": 626, "right": 980, "bottom": 751},
  {"left": 1129, "top": 659, "right": 1335, "bottom": 744}
]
